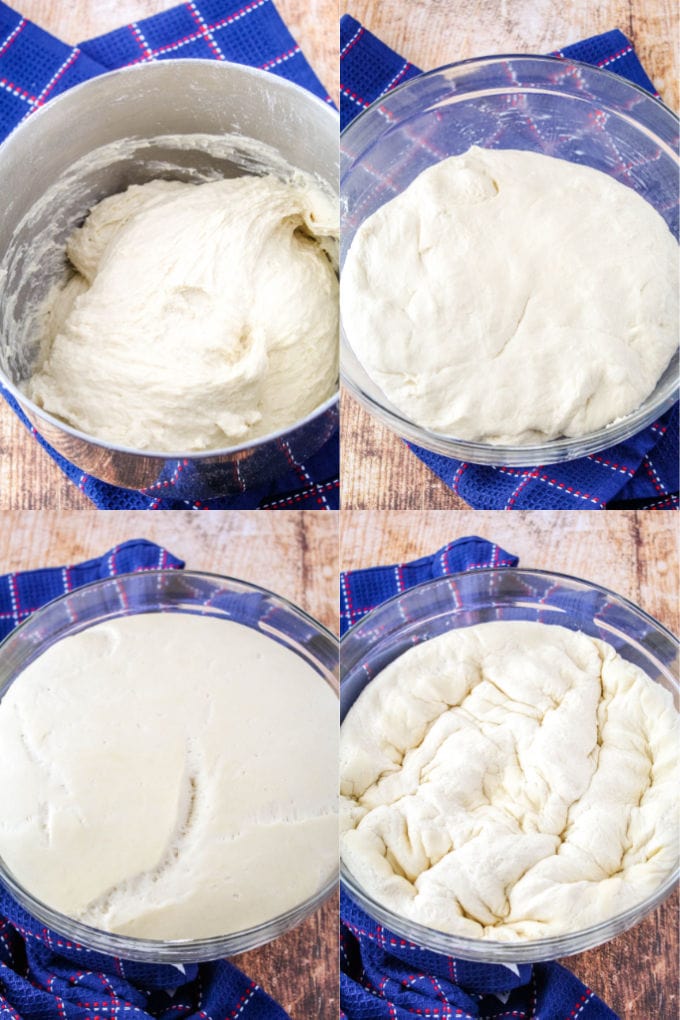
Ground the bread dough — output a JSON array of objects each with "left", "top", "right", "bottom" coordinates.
[
  {"left": 340, "top": 621, "right": 678, "bottom": 941},
  {"left": 341, "top": 147, "right": 678, "bottom": 444},
  {"left": 26, "top": 175, "right": 338, "bottom": 452},
  {"left": 0, "top": 613, "right": 338, "bottom": 940}
]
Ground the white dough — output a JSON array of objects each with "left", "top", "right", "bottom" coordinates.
[
  {"left": 27, "top": 175, "right": 339, "bottom": 451},
  {"left": 0, "top": 613, "right": 338, "bottom": 940},
  {"left": 340, "top": 621, "right": 679, "bottom": 941},
  {"left": 341, "top": 147, "right": 678, "bottom": 444}
]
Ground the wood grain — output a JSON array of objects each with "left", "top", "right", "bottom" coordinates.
[
  {"left": 340, "top": 394, "right": 469, "bottom": 510},
  {"left": 340, "top": 0, "right": 679, "bottom": 509},
  {"left": 0, "top": 0, "right": 337, "bottom": 510},
  {"left": 340, "top": 509, "right": 679, "bottom": 1020},
  {"left": 341, "top": 0, "right": 678, "bottom": 109},
  {"left": 0, "top": 510, "right": 340, "bottom": 1019}
]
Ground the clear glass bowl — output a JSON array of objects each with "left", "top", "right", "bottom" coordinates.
[
  {"left": 340, "top": 55, "right": 679, "bottom": 466},
  {"left": 0, "top": 570, "right": 339, "bottom": 963},
  {"left": 340, "top": 568, "right": 679, "bottom": 962}
]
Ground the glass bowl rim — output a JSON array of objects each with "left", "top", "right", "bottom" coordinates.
[
  {"left": 340, "top": 51, "right": 680, "bottom": 143},
  {"left": 340, "top": 566, "right": 679, "bottom": 961},
  {"left": 0, "top": 566, "right": 339, "bottom": 657},
  {"left": 339, "top": 565, "right": 680, "bottom": 644},
  {"left": 0, "top": 567, "right": 339, "bottom": 962}
]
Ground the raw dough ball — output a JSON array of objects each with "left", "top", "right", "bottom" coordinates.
[
  {"left": 27, "top": 175, "right": 338, "bottom": 451},
  {"left": 340, "top": 621, "right": 679, "bottom": 941},
  {"left": 0, "top": 613, "right": 338, "bottom": 940},
  {"left": 341, "top": 147, "right": 678, "bottom": 444}
]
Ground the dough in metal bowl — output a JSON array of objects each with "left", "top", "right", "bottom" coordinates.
[{"left": 27, "top": 175, "right": 338, "bottom": 452}]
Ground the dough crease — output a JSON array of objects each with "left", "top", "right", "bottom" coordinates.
[{"left": 0, "top": 613, "right": 339, "bottom": 939}]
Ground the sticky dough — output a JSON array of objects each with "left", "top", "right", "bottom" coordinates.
[
  {"left": 26, "top": 176, "right": 338, "bottom": 451},
  {"left": 340, "top": 621, "right": 679, "bottom": 941},
  {"left": 341, "top": 147, "right": 678, "bottom": 444},
  {"left": 0, "top": 614, "right": 338, "bottom": 939}
]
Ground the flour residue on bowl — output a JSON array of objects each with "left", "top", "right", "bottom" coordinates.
[{"left": 7, "top": 133, "right": 338, "bottom": 453}]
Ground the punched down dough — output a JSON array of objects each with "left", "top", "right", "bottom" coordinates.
[
  {"left": 340, "top": 621, "right": 679, "bottom": 941},
  {"left": 341, "top": 147, "right": 678, "bottom": 444},
  {"left": 0, "top": 613, "right": 338, "bottom": 939},
  {"left": 26, "top": 175, "right": 338, "bottom": 451}
]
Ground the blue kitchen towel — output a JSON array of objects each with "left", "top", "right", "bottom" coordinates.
[
  {"left": 0, "top": 537, "right": 184, "bottom": 640},
  {"left": 340, "top": 15, "right": 678, "bottom": 511},
  {"left": 341, "top": 893, "right": 616, "bottom": 1020},
  {"left": 0, "top": 0, "right": 338, "bottom": 510},
  {"left": 339, "top": 537, "right": 617, "bottom": 1019},
  {"left": 0, "top": 539, "right": 291, "bottom": 1019},
  {"left": 339, "top": 535, "right": 518, "bottom": 635}
]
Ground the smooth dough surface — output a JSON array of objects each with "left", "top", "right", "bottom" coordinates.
[
  {"left": 341, "top": 147, "right": 678, "bottom": 444},
  {"left": 0, "top": 613, "right": 338, "bottom": 939},
  {"left": 340, "top": 621, "right": 678, "bottom": 941},
  {"left": 26, "top": 175, "right": 338, "bottom": 451}
]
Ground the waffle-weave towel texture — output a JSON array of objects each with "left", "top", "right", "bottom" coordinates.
[
  {"left": 339, "top": 536, "right": 617, "bottom": 1019},
  {"left": 340, "top": 15, "right": 678, "bottom": 511},
  {"left": 339, "top": 535, "right": 518, "bottom": 635},
  {"left": 341, "top": 892, "right": 617, "bottom": 1020},
  {"left": 0, "top": 0, "right": 338, "bottom": 510},
  {"left": 0, "top": 539, "right": 290, "bottom": 1019}
]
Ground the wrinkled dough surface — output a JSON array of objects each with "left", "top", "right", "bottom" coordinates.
[
  {"left": 340, "top": 621, "right": 678, "bottom": 941},
  {"left": 341, "top": 147, "right": 678, "bottom": 444},
  {"left": 27, "top": 176, "right": 338, "bottom": 451},
  {"left": 0, "top": 614, "right": 338, "bottom": 939}
]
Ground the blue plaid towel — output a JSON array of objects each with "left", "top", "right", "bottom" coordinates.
[
  {"left": 341, "top": 893, "right": 616, "bottom": 1020},
  {"left": 340, "top": 536, "right": 617, "bottom": 1019},
  {"left": 339, "top": 535, "right": 518, "bottom": 635},
  {"left": 340, "top": 15, "right": 679, "bottom": 511},
  {"left": 0, "top": 539, "right": 289, "bottom": 1019},
  {"left": 0, "top": 0, "right": 338, "bottom": 510}
]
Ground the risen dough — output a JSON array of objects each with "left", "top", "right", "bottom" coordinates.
[
  {"left": 341, "top": 147, "right": 678, "bottom": 444},
  {"left": 27, "top": 175, "right": 338, "bottom": 451},
  {"left": 340, "top": 621, "right": 678, "bottom": 940},
  {"left": 0, "top": 613, "right": 338, "bottom": 939}
]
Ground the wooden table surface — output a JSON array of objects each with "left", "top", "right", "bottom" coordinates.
[
  {"left": 340, "top": 0, "right": 679, "bottom": 509},
  {"left": 340, "top": 509, "right": 678, "bottom": 1020},
  {"left": 0, "top": 510, "right": 340, "bottom": 1019},
  {"left": 0, "top": 0, "right": 338, "bottom": 510}
]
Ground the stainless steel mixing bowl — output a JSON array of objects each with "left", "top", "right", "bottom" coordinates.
[{"left": 0, "top": 60, "right": 339, "bottom": 498}]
